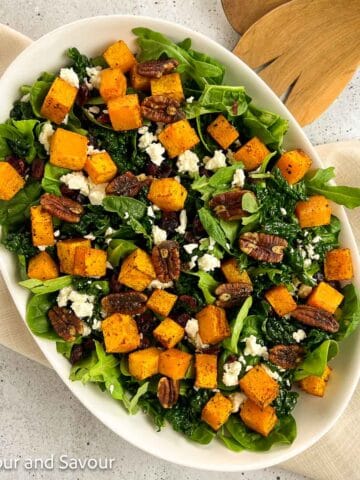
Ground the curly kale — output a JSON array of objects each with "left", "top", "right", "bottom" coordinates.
[
  {"left": 3, "top": 231, "right": 37, "bottom": 259},
  {"left": 273, "top": 387, "right": 299, "bottom": 417},
  {"left": 262, "top": 315, "right": 299, "bottom": 345},
  {"left": 66, "top": 48, "right": 91, "bottom": 82},
  {"left": 10, "top": 101, "right": 34, "bottom": 121},
  {"left": 61, "top": 205, "right": 120, "bottom": 240}
]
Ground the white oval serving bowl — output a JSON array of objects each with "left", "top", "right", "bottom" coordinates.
[{"left": 0, "top": 15, "right": 359, "bottom": 472}]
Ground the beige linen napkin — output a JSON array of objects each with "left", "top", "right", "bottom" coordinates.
[{"left": 1, "top": 23, "right": 359, "bottom": 479}]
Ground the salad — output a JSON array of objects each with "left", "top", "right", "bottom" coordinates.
[{"left": 0, "top": 27, "right": 359, "bottom": 452}]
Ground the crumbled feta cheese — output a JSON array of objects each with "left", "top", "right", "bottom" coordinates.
[
  {"left": 312, "top": 235, "right": 322, "bottom": 244},
  {"left": 82, "top": 323, "right": 92, "bottom": 336},
  {"left": 245, "top": 365, "right": 253, "bottom": 372},
  {"left": 174, "top": 175, "right": 181, "bottom": 183},
  {"left": 85, "top": 66, "right": 102, "bottom": 90},
  {"left": 229, "top": 392, "right": 247, "bottom": 413},
  {"left": 243, "top": 335, "right": 269, "bottom": 360},
  {"left": 280, "top": 207, "right": 287, "bottom": 216},
  {"left": 39, "top": 122, "right": 54, "bottom": 154},
  {"left": 106, "top": 261, "right": 113, "bottom": 270},
  {"left": 177, "top": 150, "right": 199, "bottom": 175},
  {"left": 37, "top": 245, "right": 47, "bottom": 251},
  {"left": 88, "top": 180, "right": 107, "bottom": 205},
  {"left": 147, "top": 205, "right": 155, "bottom": 218},
  {"left": 152, "top": 225, "right": 167, "bottom": 245},
  {"left": 185, "top": 318, "right": 208, "bottom": 350},
  {"left": 88, "top": 106, "right": 100, "bottom": 115},
  {"left": 105, "top": 227, "right": 114, "bottom": 237},
  {"left": 304, "top": 258, "right": 312, "bottom": 268},
  {"left": 60, "top": 67, "right": 80, "bottom": 88},
  {"left": 62, "top": 114, "right": 69, "bottom": 125},
  {"left": 92, "top": 319, "right": 102, "bottom": 331},
  {"left": 183, "top": 243, "right": 198, "bottom": 254},
  {"left": 138, "top": 126, "right": 149, "bottom": 135},
  {"left": 84, "top": 233, "right": 96, "bottom": 240},
  {"left": 87, "top": 144, "right": 103, "bottom": 155},
  {"left": 198, "top": 254, "right": 220, "bottom": 272},
  {"left": 57, "top": 286, "right": 73, "bottom": 307},
  {"left": 175, "top": 209, "right": 187, "bottom": 235},
  {"left": 57, "top": 287, "right": 95, "bottom": 319},
  {"left": 188, "top": 255, "right": 198, "bottom": 270},
  {"left": 262, "top": 364, "right": 282, "bottom": 381},
  {"left": 231, "top": 168, "right": 245, "bottom": 188},
  {"left": 238, "top": 355, "right": 247, "bottom": 365},
  {"left": 146, "top": 142, "right": 165, "bottom": 166},
  {"left": 204, "top": 150, "right": 227, "bottom": 171},
  {"left": 54, "top": 230, "right": 60, "bottom": 238},
  {"left": 138, "top": 130, "right": 157, "bottom": 150},
  {"left": 148, "top": 279, "right": 174, "bottom": 289},
  {"left": 293, "top": 329, "right": 307, "bottom": 343},
  {"left": 222, "top": 361, "right": 242, "bottom": 386},
  {"left": 186, "top": 96, "right": 194, "bottom": 103},
  {"left": 60, "top": 172, "right": 90, "bottom": 195},
  {"left": 152, "top": 205, "right": 160, "bottom": 211}
]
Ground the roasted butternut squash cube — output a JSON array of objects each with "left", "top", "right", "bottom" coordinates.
[
  {"left": 73, "top": 246, "right": 107, "bottom": 277},
  {"left": 56, "top": 238, "right": 91, "bottom": 274},
  {"left": 207, "top": 114, "right": 239, "bottom": 150},
  {"left": 28, "top": 251, "right": 59, "bottom": 280},
  {"left": 324, "top": 248, "right": 354, "bottom": 281},
  {"left": 153, "top": 318, "right": 185, "bottom": 349},
  {"left": 158, "top": 348, "right": 192, "bottom": 380},
  {"left": 196, "top": 305, "right": 230, "bottom": 345},
  {"left": 240, "top": 399, "right": 278, "bottom": 437},
  {"left": 40, "top": 77, "right": 78, "bottom": 124},
  {"left": 158, "top": 120, "right": 200, "bottom": 158},
  {"left": 130, "top": 64, "right": 150, "bottom": 91},
  {"left": 128, "top": 347, "right": 160, "bottom": 380},
  {"left": 299, "top": 365, "right": 332, "bottom": 397},
  {"left": 102, "top": 313, "right": 140, "bottom": 353},
  {"left": 276, "top": 149, "right": 312, "bottom": 184},
  {"left": 99, "top": 68, "right": 127, "bottom": 101},
  {"left": 30, "top": 206, "right": 54, "bottom": 247},
  {"left": 295, "top": 195, "right": 331, "bottom": 228},
  {"left": 151, "top": 72, "right": 184, "bottom": 102},
  {"left": 103, "top": 40, "right": 136, "bottom": 72},
  {"left": 221, "top": 258, "right": 252, "bottom": 284},
  {"left": 307, "top": 281, "right": 344, "bottom": 314},
  {"left": 108, "top": 94, "right": 142, "bottom": 131},
  {"left": 233, "top": 137, "right": 270, "bottom": 171},
  {"left": 201, "top": 392, "right": 232, "bottom": 431},
  {"left": 147, "top": 178, "right": 187, "bottom": 211},
  {"left": 50, "top": 128, "right": 88, "bottom": 170},
  {"left": 239, "top": 365, "right": 279, "bottom": 408},
  {"left": 146, "top": 289, "right": 178, "bottom": 317},
  {"left": 0, "top": 162, "right": 25, "bottom": 200},
  {"left": 265, "top": 285, "right": 297, "bottom": 316},
  {"left": 118, "top": 248, "right": 156, "bottom": 291},
  {"left": 195, "top": 354, "right": 217, "bottom": 389},
  {"left": 84, "top": 151, "right": 117, "bottom": 184}
]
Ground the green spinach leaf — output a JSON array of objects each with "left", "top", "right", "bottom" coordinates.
[
  {"left": 294, "top": 339, "right": 339, "bottom": 381},
  {"left": 223, "top": 296, "right": 253, "bottom": 353}
]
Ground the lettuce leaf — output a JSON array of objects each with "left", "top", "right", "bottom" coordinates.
[
  {"left": 294, "top": 339, "right": 339, "bottom": 381},
  {"left": 336, "top": 284, "right": 360, "bottom": 340}
]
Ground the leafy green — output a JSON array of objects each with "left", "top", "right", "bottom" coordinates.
[
  {"left": 198, "top": 207, "right": 230, "bottom": 252},
  {"left": 29, "top": 72, "right": 55, "bottom": 117},
  {"left": 19, "top": 276, "right": 72, "bottom": 294},
  {"left": 72, "top": 277, "right": 110, "bottom": 296},
  {"left": 102, "top": 196, "right": 147, "bottom": 220},
  {"left": 0, "top": 119, "right": 39, "bottom": 162},
  {"left": 0, "top": 182, "right": 42, "bottom": 226},
  {"left": 26, "top": 292, "right": 59, "bottom": 339},
  {"left": 128, "top": 382, "right": 150, "bottom": 414},
  {"left": 41, "top": 164, "right": 71, "bottom": 196},
  {"left": 187, "top": 271, "right": 219, "bottom": 304},
  {"left": 294, "top": 340, "right": 339, "bottom": 381},
  {"left": 67, "top": 48, "right": 91, "bottom": 82},
  {"left": 191, "top": 165, "right": 241, "bottom": 201},
  {"left": 107, "top": 239, "right": 137, "bottom": 266},
  {"left": 223, "top": 296, "right": 253, "bottom": 353},
  {"left": 2, "top": 230, "right": 37, "bottom": 259},
  {"left": 9, "top": 99, "right": 34, "bottom": 121},
  {"left": 262, "top": 315, "right": 298, "bottom": 345},
  {"left": 61, "top": 205, "right": 115, "bottom": 239},
  {"left": 336, "top": 284, "right": 360, "bottom": 340},
  {"left": 273, "top": 388, "right": 299, "bottom": 417}
]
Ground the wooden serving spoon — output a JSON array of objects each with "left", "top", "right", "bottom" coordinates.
[{"left": 223, "top": 0, "right": 360, "bottom": 126}]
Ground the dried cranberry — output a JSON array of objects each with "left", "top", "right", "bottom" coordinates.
[
  {"left": 226, "top": 354, "right": 238, "bottom": 363},
  {"left": 109, "top": 272, "right": 123, "bottom": 293},
  {"left": 7, "top": 156, "right": 28, "bottom": 177},
  {"left": 157, "top": 162, "right": 173, "bottom": 178},
  {"left": 135, "top": 311, "right": 158, "bottom": 335},
  {"left": 199, "top": 166, "right": 211, "bottom": 177},
  {"left": 76, "top": 83, "right": 90, "bottom": 106},
  {"left": 204, "top": 345, "right": 221, "bottom": 355},
  {"left": 192, "top": 216, "right": 205, "bottom": 236},
  {"left": 30, "top": 158, "right": 45, "bottom": 180},
  {"left": 184, "top": 231, "right": 198, "bottom": 244},
  {"left": 138, "top": 336, "right": 151, "bottom": 350},
  {"left": 60, "top": 184, "right": 79, "bottom": 200},
  {"left": 159, "top": 211, "right": 179, "bottom": 233},
  {"left": 145, "top": 161, "right": 159, "bottom": 177},
  {"left": 177, "top": 295, "right": 197, "bottom": 312},
  {"left": 97, "top": 112, "right": 110, "bottom": 124},
  {"left": 174, "top": 312, "right": 191, "bottom": 327},
  {"left": 75, "top": 193, "right": 88, "bottom": 205},
  {"left": 69, "top": 337, "right": 95, "bottom": 365}
]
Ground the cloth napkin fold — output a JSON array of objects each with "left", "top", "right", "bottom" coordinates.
[{"left": 0, "top": 22, "right": 359, "bottom": 480}]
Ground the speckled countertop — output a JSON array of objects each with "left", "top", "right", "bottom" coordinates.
[{"left": 0, "top": 1, "right": 358, "bottom": 479}]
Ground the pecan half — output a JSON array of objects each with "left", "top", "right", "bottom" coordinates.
[
  {"left": 48, "top": 306, "right": 84, "bottom": 342},
  {"left": 209, "top": 189, "right": 252, "bottom": 221},
  {"left": 152, "top": 240, "right": 181, "bottom": 282},
  {"left": 101, "top": 292, "right": 148, "bottom": 315},
  {"left": 157, "top": 377, "right": 180, "bottom": 408},
  {"left": 290, "top": 305, "right": 339, "bottom": 333},
  {"left": 269, "top": 344, "right": 305, "bottom": 369},
  {"left": 137, "top": 58, "right": 179, "bottom": 78},
  {"left": 105, "top": 172, "right": 143, "bottom": 197},
  {"left": 215, "top": 282, "right": 253, "bottom": 308},
  {"left": 239, "top": 232, "right": 288, "bottom": 263},
  {"left": 40, "top": 193, "right": 84, "bottom": 223},
  {"left": 141, "top": 95, "right": 185, "bottom": 124}
]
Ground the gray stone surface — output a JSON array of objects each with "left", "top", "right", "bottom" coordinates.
[{"left": 0, "top": 0, "right": 357, "bottom": 478}]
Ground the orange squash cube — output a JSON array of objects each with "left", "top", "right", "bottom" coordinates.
[
  {"left": 102, "top": 313, "right": 140, "bottom": 353},
  {"left": 195, "top": 354, "right": 217, "bottom": 389},
  {"left": 40, "top": 77, "right": 78, "bottom": 124},
  {"left": 73, "top": 246, "right": 107, "bottom": 277},
  {"left": 239, "top": 365, "right": 279, "bottom": 408},
  {"left": 324, "top": 248, "right": 354, "bottom": 281},
  {"left": 99, "top": 68, "right": 127, "bottom": 101},
  {"left": 50, "top": 128, "right": 88, "bottom": 170},
  {"left": 30, "top": 206, "right": 54, "bottom": 247},
  {"left": 196, "top": 305, "right": 230, "bottom": 345},
  {"left": 0, "top": 162, "right": 25, "bottom": 200},
  {"left": 295, "top": 195, "right": 331, "bottom": 228},
  {"left": 207, "top": 114, "right": 239, "bottom": 150},
  {"left": 108, "top": 94, "right": 142, "bottom": 131},
  {"left": 307, "top": 281, "right": 344, "bottom": 314},
  {"left": 265, "top": 285, "right": 297, "bottom": 316},
  {"left": 27, "top": 251, "right": 59, "bottom": 280},
  {"left": 233, "top": 137, "right": 270, "bottom": 171},
  {"left": 299, "top": 365, "right": 332, "bottom": 397},
  {"left": 130, "top": 64, "right": 151, "bottom": 91},
  {"left": 151, "top": 72, "right": 184, "bottom": 102},
  {"left": 240, "top": 399, "right": 278, "bottom": 437},
  {"left": 146, "top": 289, "right": 178, "bottom": 317},
  {"left": 128, "top": 347, "right": 160, "bottom": 380},
  {"left": 118, "top": 248, "right": 156, "bottom": 291},
  {"left": 276, "top": 149, "right": 312, "bottom": 184},
  {"left": 158, "top": 348, "right": 192, "bottom": 380},
  {"left": 103, "top": 40, "right": 136, "bottom": 72},
  {"left": 153, "top": 318, "right": 185, "bottom": 349},
  {"left": 56, "top": 238, "right": 91, "bottom": 274},
  {"left": 84, "top": 151, "right": 117, "bottom": 184},
  {"left": 201, "top": 392, "right": 232, "bottom": 431},
  {"left": 158, "top": 120, "right": 200, "bottom": 158},
  {"left": 147, "top": 178, "right": 187, "bottom": 211},
  {"left": 221, "top": 258, "right": 252, "bottom": 284}
]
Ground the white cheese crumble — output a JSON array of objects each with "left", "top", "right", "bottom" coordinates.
[
  {"left": 183, "top": 243, "right": 198, "bottom": 254},
  {"left": 188, "top": 255, "right": 198, "bottom": 270},
  {"left": 186, "top": 96, "right": 194, "bottom": 103},
  {"left": 175, "top": 210, "right": 187, "bottom": 235},
  {"left": 82, "top": 323, "right": 92, "bottom": 336},
  {"left": 92, "top": 319, "right": 102, "bottom": 331},
  {"left": 60, "top": 172, "right": 90, "bottom": 196},
  {"left": 60, "top": 67, "right": 80, "bottom": 89},
  {"left": 280, "top": 207, "right": 287, "bottom": 216},
  {"left": 138, "top": 130, "right": 157, "bottom": 150},
  {"left": 204, "top": 150, "right": 227, "bottom": 171},
  {"left": 197, "top": 253, "right": 220, "bottom": 272},
  {"left": 88, "top": 180, "right": 107, "bottom": 206},
  {"left": 39, "top": 122, "right": 54, "bottom": 154},
  {"left": 57, "top": 287, "right": 95, "bottom": 318},
  {"left": 54, "top": 230, "right": 60, "bottom": 238},
  {"left": 293, "top": 329, "right": 307, "bottom": 343},
  {"left": 147, "top": 205, "right": 156, "bottom": 218},
  {"left": 88, "top": 106, "right": 100, "bottom": 115},
  {"left": 85, "top": 66, "right": 102, "bottom": 90},
  {"left": 222, "top": 361, "right": 242, "bottom": 386},
  {"left": 106, "top": 261, "right": 113, "bottom": 270},
  {"left": 312, "top": 235, "right": 322, "bottom": 244},
  {"left": 231, "top": 168, "right": 245, "bottom": 188},
  {"left": 185, "top": 318, "right": 208, "bottom": 350},
  {"left": 37, "top": 245, "right": 47, "bottom": 251},
  {"left": 105, "top": 227, "right": 114, "bottom": 237},
  {"left": 146, "top": 142, "right": 165, "bottom": 166},
  {"left": 229, "top": 392, "right": 247, "bottom": 413},
  {"left": 87, "top": 144, "right": 103, "bottom": 155},
  {"left": 262, "top": 364, "right": 281, "bottom": 381},
  {"left": 148, "top": 279, "right": 174, "bottom": 289},
  {"left": 243, "top": 335, "right": 269, "bottom": 360},
  {"left": 84, "top": 233, "right": 96, "bottom": 240},
  {"left": 62, "top": 114, "right": 69, "bottom": 125},
  {"left": 177, "top": 150, "right": 200, "bottom": 175},
  {"left": 152, "top": 225, "right": 167, "bottom": 245},
  {"left": 174, "top": 175, "right": 181, "bottom": 183}
]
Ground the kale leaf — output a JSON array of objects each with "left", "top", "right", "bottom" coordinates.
[
  {"left": 67, "top": 48, "right": 91, "bottom": 82},
  {"left": 2, "top": 230, "right": 37, "bottom": 259}
]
